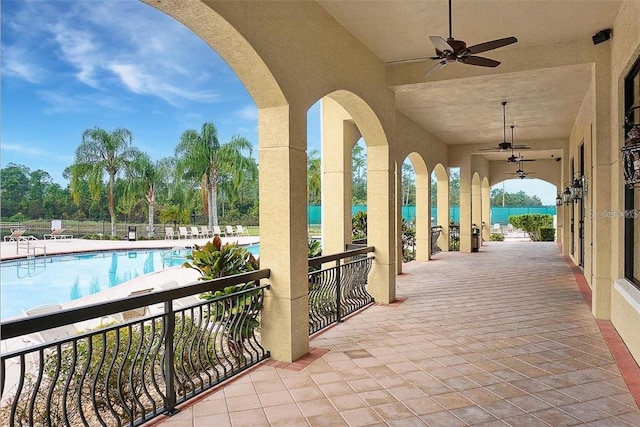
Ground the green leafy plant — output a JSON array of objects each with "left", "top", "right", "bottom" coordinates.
[
  {"left": 183, "top": 236, "right": 258, "bottom": 282},
  {"left": 183, "top": 236, "right": 261, "bottom": 358},
  {"left": 490, "top": 233, "right": 505, "bottom": 241},
  {"left": 402, "top": 219, "right": 416, "bottom": 261},
  {"left": 508, "top": 214, "right": 553, "bottom": 241},
  {"left": 539, "top": 227, "right": 555, "bottom": 241},
  {"left": 352, "top": 211, "right": 367, "bottom": 240}
]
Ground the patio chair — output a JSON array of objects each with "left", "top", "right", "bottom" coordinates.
[
  {"left": 200, "top": 225, "right": 213, "bottom": 237},
  {"left": 43, "top": 228, "right": 73, "bottom": 239},
  {"left": 178, "top": 226, "right": 190, "bottom": 239},
  {"left": 225, "top": 225, "right": 236, "bottom": 237},
  {"left": 4, "top": 229, "right": 26, "bottom": 242},
  {"left": 213, "top": 225, "right": 225, "bottom": 236},
  {"left": 236, "top": 225, "right": 248, "bottom": 236},
  {"left": 121, "top": 288, "right": 154, "bottom": 321},
  {"left": 23, "top": 304, "right": 78, "bottom": 343},
  {"left": 190, "top": 226, "right": 202, "bottom": 238},
  {"left": 165, "top": 226, "right": 177, "bottom": 239}
]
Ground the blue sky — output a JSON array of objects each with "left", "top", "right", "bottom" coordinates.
[{"left": 1, "top": 0, "right": 554, "bottom": 205}]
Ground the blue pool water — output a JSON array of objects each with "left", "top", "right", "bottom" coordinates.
[{"left": 0, "top": 245, "right": 259, "bottom": 320}]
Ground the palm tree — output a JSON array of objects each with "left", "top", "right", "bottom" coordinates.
[
  {"left": 70, "top": 127, "right": 139, "bottom": 236},
  {"left": 124, "top": 153, "right": 172, "bottom": 238},
  {"left": 307, "top": 150, "right": 321, "bottom": 205},
  {"left": 175, "top": 122, "right": 254, "bottom": 227}
]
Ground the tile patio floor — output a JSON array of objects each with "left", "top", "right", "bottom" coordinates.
[{"left": 149, "top": 241, "right": 640, "bottom": 427}]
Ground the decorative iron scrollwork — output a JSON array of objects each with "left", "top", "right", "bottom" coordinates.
[{"left": 622, "top": 105, "right": 640, "bottom": 188}]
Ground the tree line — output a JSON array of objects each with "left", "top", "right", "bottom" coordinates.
[
  {"left": 2, "top": 129, "right": 543, "bottom": 237},
  {"left": 1, "top": 123, "right": 258, "bottom": 237}
]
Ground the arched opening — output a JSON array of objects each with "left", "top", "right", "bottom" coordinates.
[
  {"left": 320, "top": 91, "right": 394, "bottom": 304},
  {"left": 403, "top": 153, "right": 429, "bottom": 261},
  {"left": 432, "top": 164, "right": 450, "bottom": 251}
]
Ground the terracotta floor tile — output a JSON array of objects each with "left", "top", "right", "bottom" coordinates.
[
  {"left": 152, "top": 243, "right": 640, "bottom": 427},
  {"left": 418, "top": 410, "right": 467, "bottom": 427},
  {"left": 340, "top": 406, "right": 384, "bottom": 427}
]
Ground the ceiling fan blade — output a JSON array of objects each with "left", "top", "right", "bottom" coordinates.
[
  {"left": 429, "top": 36, "right": 454, "bottom": 53},
  {"left": 386, "top": 55, "right": 436, "bottom": 64},
  {"left": 467, "top": 36, "right": 518, "bottom": 54},
  {"left": 461, "top": 55, "right": 501, "bottom": 67},
  {"left": 511, "top": 145, "right": 530, "bottom": 149},
  {"left": 425, "top": 60, "right": 447, "bottom": 77}
]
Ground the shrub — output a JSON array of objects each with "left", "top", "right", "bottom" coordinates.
[
  {"left": 508, "top": 214, "right": 553, "bottom": 241},
  {"left": 539, "top": 227, "right": 555, "bottom": 241},
  {"left": 183, "top": 236, "right": 261, "bottom": 355},
  {"left": 352, "top": 211, "right": 367, "bottom": 239},
  {"left": 490, "top": 233, "right": 504, "bottom": 241}
]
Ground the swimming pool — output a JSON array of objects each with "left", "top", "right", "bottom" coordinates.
[{"left": 0, "top": 245, "right": 259, "bottom": 320}]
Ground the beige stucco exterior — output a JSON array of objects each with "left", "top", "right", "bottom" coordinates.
[{"left": 144, "top": 0, "right": 640, "bottom": 365}]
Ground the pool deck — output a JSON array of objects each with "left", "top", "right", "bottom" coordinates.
[{"left": 0, "top": 235, "right": 259, "bottom": 262}]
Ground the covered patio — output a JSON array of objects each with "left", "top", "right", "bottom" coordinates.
[{"left": 151, "top": 241, "right": 640, "bottom": 426}]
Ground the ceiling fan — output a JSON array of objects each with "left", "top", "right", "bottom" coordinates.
[
  {"left": 386, "top": 0, "right": 517, "bottom": 76},
  {"left": 506, "top": 160, "right": 536, "bottom": 179},
  {"left": 506, "top": 126, "right": 535, "bottom": 163},
  {"left": 479, "top": 102, "right": 530, "bottom": 152},
  {"left": 429, "top": 0, "right": 517, "bottom": 75}
]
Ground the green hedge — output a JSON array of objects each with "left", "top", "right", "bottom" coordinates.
[
  {"left": 539, "top": 227, "right": 555, "bottom": 242},
  {"left": 490, "top": 233, "right": 505, "bottom": 241}
]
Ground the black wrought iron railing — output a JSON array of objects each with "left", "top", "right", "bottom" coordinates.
[
  {"left": 431, "top": 226, "right": 442, "bottom": 255},
  {"left": 307, "top": 246, "right": 374, "bottom": 335},
  {"left": 0, "top": 270, "right": 270, "bottom": 427},
  {"left": 449, "top": 225, "right": 460, "bottom": 251}
]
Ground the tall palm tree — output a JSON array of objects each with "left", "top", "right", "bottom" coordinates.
[
  {"left": 175, "top": 122, "right": 254, "bottom": 227},
  {"left": 307, "top": 150, "right": 321, "bottom": 205},
  {"left": 124, "top": 153, "right": 171, "bottom": 238},
  {"left": 70, "top": 127, "right": 139, "bottom": 236}
]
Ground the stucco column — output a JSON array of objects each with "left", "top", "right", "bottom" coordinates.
[
  {"left": 259, "top": 105, "right": 309, "bottom": 362},
  {"left": 472, "top": 176, "right": 482, "bottom": 249},
  {"left": 321, "top": 98, "right": 360, "bottom": 255},
  {"left": 459, "top": 164, "right": 472, "bottom": 252},
  {"left": 481, "top": 180, "right": 491, "bottom": 243},
  {"left": 436, "top": 170, "right": 450, "bottom": 251},
  {"left": 591, "top": 56, "right": 613, "bottom": 320},
  {"left": 396, "top": 162, "right": 403, "bottom": 274},
  {"left": 415, "top": 170, "right": 430, "bottom": 260},
  {"left": 367, "top": 144, "right": 396, "bottom": 304}
]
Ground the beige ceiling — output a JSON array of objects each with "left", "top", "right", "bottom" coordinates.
[{"left": 316, "top": 0, "right": 622, "bottom": 160}]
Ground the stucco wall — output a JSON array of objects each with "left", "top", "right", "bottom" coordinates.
[{"left": 610, "top": 0, "right": 640, "bottom": 366}]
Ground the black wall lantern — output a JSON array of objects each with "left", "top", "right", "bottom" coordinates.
[{"left": 622, "top": 105, "right": 640, "bottom": 188}]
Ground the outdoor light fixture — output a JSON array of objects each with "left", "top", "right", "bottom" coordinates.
[
  {"left": 562, "top": 186, "right": 572, "bottom": 205},
  {"left": 570, "top": 174, "right": 587, "bottom": 202},
  {"left": 621, "top": 105, "right": 640, "bottom": 189}
]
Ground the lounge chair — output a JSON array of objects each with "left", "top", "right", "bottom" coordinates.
[
  {"left": 121, "top": 288, "right": 154, "bottom": 321},
  {"left": 236, "top": 225, "right": 248, "bottom": 236},
  {"left": 225, "top": 225, "right": 236, "bottom": 237},
  {"left": 213, "top": 225, "right": 225, "bottom": 236},
  {"left": 200, "top": 225, "right": 213, "bottom": 237},
  {"left": 23, "top": 304, "right": 78, "bottom": 343},
  {"left": 178, "top": 226, "right": 190, "bottom": 239},
  {"left": 190, "top": 226, "right": 202, "bottom": 238},
  {"left": 4, "top": 229, "right": 26, "bottom": 242},
  {"left": 44, "top": 228, "right": 72, "bottom": 239},
  {"left": 165, "top": 226, "right": 177, "bottom": 239}
]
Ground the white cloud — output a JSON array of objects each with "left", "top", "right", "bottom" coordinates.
[
  {"left": 1, "top": 143, "right": 46, "bottom": 156},
  {"left": 108, "top": 63, "right": 220, "bottom": 106},
  {"left": 236, "top": 105, "right": 258, "bottom": 122},
  {"left": 50, "top": 23, "right": 101, "bottom": 88},
  {"left": 1, "top": 46, "right": 43, "bottom": 83}
]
